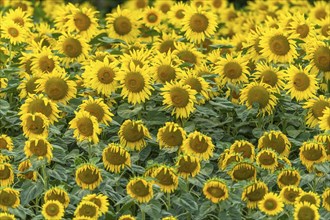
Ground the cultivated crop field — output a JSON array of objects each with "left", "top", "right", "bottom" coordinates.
[{"left": 0, "top": 0, "right": 329, "bottom": 219}]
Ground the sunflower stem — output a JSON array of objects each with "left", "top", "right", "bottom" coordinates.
[
  {"left": 88, "top": 144, "right": 93, "bottom": 161},
  {"left": 41, "top": 161, "right": 48, "bottom": 191},
  {"left": 141, "top": 208, "right": 146, "bottom": 220},
  {"left": 166, "top": 193, "right": 171, "bottom": 210}
]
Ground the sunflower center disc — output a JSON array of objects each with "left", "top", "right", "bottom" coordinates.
[
  {"left": 177, "top": 50, "right": 197, "bottom": 64},
  {"left": 158, "top": 65, "right": 176, "bottom": 82},
  {"left": 312, "top": 100, "right": 330, "bottom": 118},
  {"left": 0, "top": 190, "right": 17, "bottom": 206},
  {"left": 63, "top": 38, "right": 82, "bottom": 58},
  {"left": 13, "top": 17, "right": 24, "bottom": 26},
  {"left": 131, "top": 180, "right": 149, "bottom": 197},
  {"left": 259, "top": 152, "right": 275, "bottom": 165},
  {"left": 39, "top": 56, "right": 55, "bottom": 73},
  {"left": 260, "top": 70, "right": 278, "bottom": 87},
  {"left": 155, "top": 169, "right": 174, "bottom": 186},
  {"left": 78, "top": 168, "right": 99, "bottom": 184},
  {"left": 122, "top": 123, "right": 144, "bottom": 142},
  {"left": 313, "top": 46, "right": 330, "bottom": 71},
  {"left": 0, "top": 165, "right": 10, "bottom": 179},
  {"left": 45, "top": 78, "right": 69, "bottom": 101},
  {"left": 224, "top": 62, "right": 242, "bottom": 79},
  {"left": 170, "top": 87, "right": 189, "bottom": 108},
  {"left": 159, "top": 40, "right": 175, "bottom": 53},
  {"left": 125, "top": 72, "right": 145, "bottom": 92},
  {"left": 269, "top": 35, "right": 290, "bottom": 55},
  {"left": 162, "top": 128, "right": 183, "bottom": 146},
  {"left": 185, "top": 77, "right": 202, "bottom": 92},
  {"left": 97, "top": 67, "right": 115, "bottom": 84},
  {"left": 265, "top": 199, "right": 277, "bottom": 210},
  {"left": 147, "top": 13, "right": 158, "bottom": 23},
  {"left": 114, "top": 16, "right": 132, "bottom": 35},
  {"left": 77, "top": 117, "right": 94, "bottom": 136},
  {"left": 233, "top": 164, "right": 255, "bottom": 180},
  {"left": 0, "top": 139, "right": 8, "bottom": 149},
  {"left": 321, "top": 24, "right": 329, "bottom": 37},
  {"left": 105, "top": 149, "right": 126, "bottom": 165},
  {"left": 26, "top": 116, "right": 44, "bottom": 134},
  {"left": 207, "top": 186, "right": 225, "bottom": 198},
  {"left": 178, "top": 158, "right": 197, "bottom": 173},
  {"left": 74, "top": 12, "right": 91, "bottom": 31},
  {"left": 213, "top": 0, "right": 223, "bottom": 8},
  {"left": 79, "top": 204, "right": 97, "bottom": 217},
  {"left": 247, "top": 187, "right": 266, "bottom": 201},
  {"left": 85, "top": 104, "right": 104, "bottom": 122},
  {"left": 296, "top": 24, "right": 309, "bottom": 38},
  {"left": 160, "top": 3, "right": 170, "bottom": 13},
  {"left": 190, "top": 136, "right": 208, "bottom": 153},
  {"left": 190, "top": 14, "right": 209, "bottom": 33},
  {"left": 30, "top": 140, "right": 48, "bottom": 156},
  {"left": 247, "top": 86, "right": 269, "bottom": 108},
  {"left": 46, "top": 192, "right": 66, "bottom": 204},
  {"left": 136, "top": 0, "right": 146, "bottom": 8},
  {"left": 46, "top": 204, "right": 59, "bottom": 216},
  {"left": 176, "top": 9, "right": 185, "bottom": 19},
  {"left": 8, "top": 27, "right": 19, "bottom": 37},
  {"left": 293, "top": 72, "right": 310, "bottom": 91},
  {"left": 302, "top": 147, "right": 323, "bottom": 161},
  {"left": 298, "top": 207, "right": 315, "bottom": 220},
  {"left": 279, "top": 173, "right": 298, "bottom": 186},
  {"left": 315, "top": 9, "right": 326, "bottom": 20},
  {"left": 284, "top": 190, "right": 299, "bottom": 202}
]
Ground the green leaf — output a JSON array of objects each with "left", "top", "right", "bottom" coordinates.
[
  {"left": 20, "top": 180, "right": 44, "bottom": 206},
  {"left": 117, "top": 103, "right": 143, "bottom": 119}
]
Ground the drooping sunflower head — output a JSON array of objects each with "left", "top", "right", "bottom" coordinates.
[
  {"left": 21, "top": 112, "right": 49, "bottom": 139},
  {"left": 75, "top": 163, "right": 102, "bottom": 190},
  {"left": 181, "top": 131, "right": 214, "bottom": 160},
  {"left": 0, "top": 134, "right": 13, "bottom": 151},
  {"left": 229, "top": 140, "right": 255, "bottom": 161},
  {"left": 157, "top": 122, "right": 186, "bottom": 149},
  {"left": 314, "top": 133, "right": 330, "bottom": 160},
  {"left": 82, "top": 193, "right": 109, "bottom": 215},
  {"left": 319, "top": 107, "right": 330, "bottom": 131},
  {"left": 74, "top": 201, "right": 99, "bottom": 219},
  {"left": 230, "top": 162, "right": 257, "bottom": 181},
  {"left": 176, "top": 154, "right": 201, "bottom": 179},
  {"left": 256, "top": 149, "right": 278, "bottom": 171},
  {"left": 241, "top": 181, "right": 269, "bottom": 209},
  {"left": 258, "top": 130, "right": 291, "bottom": 157},
  {"left": 294, "top": 202, "right": 320, "bottom": 220},
  {"left": 304, "top": 95, "right": 330, "bottom": 128},
  {"left": 24, "top": 137, "right": 53, "bottom": 162},
  {"left": 322, "top": 188, "right": 330, "bottom": 211},
  {"left": 0, "top": 212, "right": 15, "bottom": 220},
  {"left": 17, "top": 160, "right": 37, "bottom": 181},
  {"left": 296, "top": 191, "right": 321, "bottom": 208},
  {"left": 240, "top": 82, "right": 278, "bottom": 116},
  {"left": 79, "top": 97, "right": 113, "bottom": 125},
  {"left": 69, "top": 110, "right": 101, "bottom": 144},
  {"left": 151, "top": 165, "right": 178, "bottom": 193},
  {"left": 277, "top": 168, "right": 301, "bottom": 189},
  {"left": 202, "top": 178, "right": 229, "bottom": 203},
  {"left": 41, "top": 200, "right": 65, "bottom": 220},
  {"left": 218, "top": 151, "right": 243, "bottom": 171},
  {"left": 279, "top": 185, "right": 302, "bottom": 205},
  {"left": 118, "top": 119, "right": 150, "bottom": 151},
  {"left": 0, "top": 162, "right": 14, "bottom": 187},
  {"left": 118, "top": 214, "right": 136, "bottom": 220},
  {"left": 44, "top": 187, "right": 70, "bottom": 208},
  {"left": 127, "top": 177, "right": 153, "bottom": 203},
  {"left": 299, "top": 141, "right": 327, "bottom": 169},
  {"left": 102, "top": 143, "right": 131, "bottom": 173},
  {"left": 0, "top": 187, "right": 20, "bottom": 211},
  {"left": 258, "top": 192, "right": 284, "bottom": 216}
]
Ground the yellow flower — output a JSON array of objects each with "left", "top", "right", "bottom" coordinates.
[
  {"left": 0, "top": 163, "right": 14, "bottom": 187},
  {"left": 256, "top": 149, "right": 278, "bottom": 171},
  {"left": 154, "top": 0, "right": 173, "bottom": 14},
  {"left": 258, "top": 130, "right": 291, "bottom": 157},
  {"left": 218, "top": 151, "right": 243, "bottom": 170},
  {"left": 288, "top": 13, "right": 316, "bottom": 41},
  {"left": 299, "top": 141, "right": 327, "bottom": 169},
  {"left": 241, "top": 181, "right": 268, "bottom": 209},
  {"left": 161, "top": 81, "right": 197, "bottom": 119},
  {"left": 143, "top": 6, "right": 163, "bottom": 28},
  {"left": 0, "top": 212, "right": 15, "bottom": 220},
  {"left": 82, "top": 193, "right": 109, "bottom": 215},
  {"left": 2, "top": 7, "right": 32, "bottom": 29},
  {"left": 118, "top": 214, "right": 136, "bottom": 220},
  {"left": 17, "top": 160, "right": 37, "bottom": 181},
  {"left": 157, "top": 122, "right": 186, "bottom": 149},
  {"left": 181, "top": 6, "right": 217, "bottom": 44},
  {"left": 151, "top": 51, "right": 180, "bottom": 83},
  {"left": 181, "top": 131, "right": 214, "bottom": 160},
  {"left": 162, "top": 217, "right": 177, "bottom": 220},
  {"left": 120, "top": 48, "right": 150, "bottom": 69},
  {"left": 36, "top": 68, "right": 77, "bottom": 104},
  {"left": 0, "top": 134, "right": 14, "bottom": 151},
  {"left": 314, "top": 133, "right": 330, "bottom": 160},
  {"left": 24, "top": 137, "right": 53, "bottom": 162},
  {"left": 74, "top": 201, "right": 99, "bottom": 219},
  {"left": 296, "top": 191, "right": 321, "bottom": 208},
  {"left": 79, "top": 97, "right": 113, "bottom": 125},
  {"left": 240, "top": 82, "right": 278, "bottom": 116},
  {"left": 0, "top": 20, "right": 27, "bottom": 45},
  {"left": 258, "top": 192, "right": 284, "bottom": 216},
  {"left": 319, "top": 107, "right": 330, "bottom": 131},
  {"left": 102, "top": 143, "right": 131, "bottom": 173},
  {"left": 173, "top": 42, "right": 204, "bottom": 68},
  {"left": 318, "top": 16, "right": 330, "bottom": 38},
  {"left": 229, "top": 140, "right": 255, "bottom": 161},
  {"left": 116, "top": 62, "right": 153, "bottom": 105},
  {"left": 118, "top": 119, "right": 151, "bottom": 151},
  {"left": 69, "top": 111, "right": 101, "bottom": 144},
  {"left": 285, "top": 65, "right": 318, "bottom": 101},
  {"left": 21, "top": 112, "right": 49, "bottom": 139},
  {"left": 152, "top": 165, "right": 178, "bottom": 193},
  {"left": 127, "top": 177, "right": 153, "bottom": 203},
  {"left": 203, "top": 178, "right": 229, "bottom": 203},
  {"left": 279, "top": 185, "right": 302, "bottom": 205},
  {"left": 322, "top": 188, "right": 330, "bottom": 211},
  {"left": 294, "top": 202, "right": 320, "bottom": 220},
  {"left": 30, "top": 47, "right": 59, "bottom": 75},
  {"left": 303, "top": 95, "right": 330, "bottom": 128},
  {"left": 0, "top": 78, "right": 8, "bottom": 98},
  {"left": 17, "top": 74, "right": 41, "bottom": 99},
  {"left": 176, "top": 154, "right": 201, "bottom": 179},
  {"left": 41, "top": 200, "right": 65, "bottom": 220},
  {"left": 167, "top": 2, "right": 187, "bottom": 28},
  {"left": 0, "top": 187, "right": 20, "bottom": 211},
  {"left": 44, "top": 187, "right": 70, "bottom": 208},
  {"left": 230, "top": 162, "right": 256, "bottom": 181},
  {"left": 310, "top": 1, "right": 329, "bottom": 21},
  {"left": 75, "top": 163, "right": 102, "bottom": 190},
  {"left": 277, "top": 168, "right": 301, "bottom": 189}
]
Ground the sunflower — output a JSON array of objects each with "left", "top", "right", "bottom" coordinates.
[
  {"left": 102, "top": 143, "right": 131, "bottom": 173},
  {"left": 120, "top": 48, "right": 150, "bottom": 69},
  {"left": 30, "top": 47, "right": 58, "bottom": 75},
  {"left": 21, "top": 112, "right": 49, "bottom": 139},
  {"left": 127, "top": 177, "right": 153, "bottom": 203},
  {"left": 152, "top": 165, "right": 178, "bottom": 193},
  {"left": 17, "top": 160, "right": 37, "bottom": 181},
  {"left": 41, "top": 200, "right": 65, "bottom": 220},
  {"left": 242, "top": 27, "right": 264, "bottom": 62},
  {"left": 181, "top": 6, "right": 217, "bottom": 44},
  {"left": 24, "top": 137, "right": 53, "bottom": 162},
  {"left": 288, "top": 13, "right": 315, "bottom": 41},
  {"left": 176, "top": 154, "right": 200, "bottom": 179},
  {"left": 18, "top": 74, "right": 41, "bottom": 99},
  {"left": 314, "top": 133, "right": 330, "bottom": 160},
  {"left": 69, "top": 111, "right": 101, "bottom": 144},
  {"left": 2, "top": 7, "right": 32, "bottom": 29},
  {"left": 79, "top": 97, "right": 113, "bottom": 125},
  {"left": 19, "top": 52, "right": 34, "bottom": 75},
  {"left": 11, "top": 0, "right": 34, "bottom": 15},
  {"left": 241, "top": 181, "right": 268, "bottom": 209},
  {"left": 106, "top": 6, "right": 140, "bottom": 43},
  {"left": 280, "top": 185, "right": 302, "bottom": 205},
  {"left": 65, "top": 5, "right": 99, "bottom": 39},
  {"left": 162, "top": 217, "right": 177, "bottom": 220},
  {"left": 0, "top": 20, "right": 26, "bottom": 45},
  {"left": 258, "top": 192, "right": 284, "bottom": 216},
  {"left": 0, "top": 163, "right": 14, "bottom": 187},
  {"left": 218, "top": 151, "right": 243, "bottom": 171},
  {"left": 258, "top": 130, "right": 291, "bottom": 157},
  {"left": 181, "top": 131, "right": 214, "bottom": 160},
  {"left": 19, "top": 94, "right": 60, "bottom": 124},
  {"left": 259, "top": 28, "right": 298, "bottom": 63},
  {"left": 294, "top": 202, "right": 320, "bottom": 220},
  {"left": 83, "top": 59, "right": 119, "bottom": 97},
  {"left": 142, "top": 7, "right": 163, "bottom": 28},
  {"left": 296, "top": 191, "right": 321, "bottom": 208},
  {"left": 299, "top": 141, "right": 327, "bottom": 169},
  {"left": 240, "top": 82, "right": 278, "bottom": 115},
  {"left": 256, "top": 149, "right": 278, "bottom": 171},
  {"left": 0, "top": 187, "right": 20, "bottom": 211},
  {"left": 303, "top": 95, "right": 330, "bottom": 128},
  {"left": 0, "top": 78, "right": 8, "bottom": 98},
  {"left": 75, "top": 163, "right": 102, "bottom": 190},
  {"left": 203, "top": 178, "right": 229, "bottom": 203},
  {"left": 55, "top": 32, "right": 90, "bottom": 66},
  {"left": 157, "top": 122, "right": 186, "bottom": 149},
  {"left": 318, "top": 16, "right": 330, "bottom": 38},
  {"left": 74, "top": 201, "right": 99, "bottom": 219},
  {"left": 252, "top": 62, "right": 286, "bottom": 92},
  {"left": 82, "top": 193, "right": 109, "bottom": 215},
  {"left": 44, "top": 187, "right": 70, "bottom": 208},
  {"left": 118, "top": 119, "right": 151, "bottom": 151},
  {"left": 116, "top": 62, "right": 153, "bottom": 105},
  {"left": 36, "top": 69, "right": 77, "bottom": 104},
  {"left": 118, "top": 214, "right": 136, "bottom": 220},
  {"left": 151, "top": 51, "right": 180, "bottom": 83},
  {"left": 310, "top": 1, "right": 329, "bottom": 21},
  {"left": 230, "top": 162, "right": 256, "bottom": 181},
  {"left": 0, "top": 213, "right": 15, "bottom": 220},
  {"left": 161, "top": 81, "right": 197, "bottom": 119},
  {"left": 173, "top": 42, "right": 204, "bottom": 68},
  {"left": 277, "top": 168, "right": 301, "bottom": 189},
  {"left": 167, "top": 2, "right": 187, "bottom": 27},
  {"left": 151, "top": 31, "right": 179, "bottom": 54},
  {"left": 285, "top": 65, "right": 318, "bottom": 101},
  {"left": 229, "top": 140, "right": 255, "bottom": 161},
  {"left": 0, "top": 135, "right": 14, "bottom": 151},
  {"left": 322, "top": 188, "right": 330, "bottom": 211},
  {"left": 319, "top": 107, "right": 330, "bottom": 131}
]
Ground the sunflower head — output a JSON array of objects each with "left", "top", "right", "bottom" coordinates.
[
  {"left": 102, "top": 143, "right": 131, "bottom": 173},
  {"left": 296, "top": 191, "right": 321, "bottom": 208},
  {"left": 44, "top": 187, "right": 70, "bottom": 208},
  {"left": 17, "top": 160, "right": 37, "bottom": 181},
  {"left": 304, "top": 96, "right": 330, "bottom": 128},
  {"left": 218, "top": 151, "right": 243, "bottom": 171},
  {"left": 176, "top": 154, "right": 201, "bottom": 179},
  {"left": 79, "top": 97, "right": 113, "bottom": 125},
  {"left": 277, "top": 168, "right": 301, "bottom": 189},
  {"left": 299, "top": 141, "right": 327, "bottom": 169},
  {"left": 258, "top": 130, "right": 291, "bottom": 157},
  {"left": 82, "top": 193, "right": 109, "bottom": 215},
  {"left": 258, "top": 192, "right": 284, "bottom": 216},
  {"left": 322, "top": 188, "right": 330, "bottom": 211},
  {"left": 0, "top": 212, "right": 15, "bottom": 220},
  {"left": 74, "top": 201, "right": 99, "bottom": 219},
  {"left": 0, "top": 163, "right": 14, "bottom": 187},
  {"left": 230, "top": 162, "right": 257, "bottom": 181},
  {"left": 75, "top": 163, "right": 102, "bottom": 190},
  {"left": 0, "top": 135, "right": 13, "bottom": 151},
  {"left": 41, "top": 200, "right": 65, "bottom": 220},
  {"left": 242, "top": 181, "right": 268, "bottom": 209},
  {"left": 294, "top": 202, "right": 320, "bottom": 220},
  {"left": 157, "top": 122, "right": 186, "bottom": 149},
  {"left": 181, "top": 131, "right": 214, "bottom": 160},
  {"left": 0, "top": 187, "right": 20, "bottom": 211},
  {"left": 152, "top": 165, "right": 178, "bottom": 193},
  {"left": 202, "top": 178, "right": 229, "bottom": 203},
  {"left": 256, "top": 149, "right": 278, "bottom": 171},
  {"left": 229, "top": 140, "right": 255, "bottom": 161},
  {"left": 21, "top": 112, "right": 49, "bottom": 139},
  {"left": 127, "top": 177, "right": 153, "bottom": 203}
]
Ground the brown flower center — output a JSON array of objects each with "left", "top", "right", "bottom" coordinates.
[
  {"left": 13, "top": 17, "right": 24, "bottom": 26},
  {"left": 207, "top": 186, "right": 225, "bottom": 198},
  {"left": 0, "top": 138, "right": 8, "bottom": 150},
  {"left": 29, "top": 139, "right": 48, "bottom": 156},
  {"left": 122, "top": 122, "right": 144, "bottom": 142},
  {"left": 74, "top": 12, "right": 91, "bottom": 31},
  {"left": 262, "top": 134, "right": 286, "bottom": 155},
  {"left": 62, "top": 38, "right": 82, "bottom": 58},
  {"left": 46, "top": 191, "right": 67, "bottom": 204},
  {"left": 260, "top": 70, "right": 278, "bottom": 87},
  {"left": 104, "top": 147, "right": 127, "bottom": 165},
  {"left": 161, "top": 127, "right": 183, "bottom": 147},
  {"left": 8, "top": 27, "right": 19, "bottom": 37},
  {"left": 38, "top": 56, "right": 55, "bottom": 73},
  {"left": 0, "top": 165, "right": 11, "bottom": 180},
  {"left": 269, "top": 35, "right": 290, "bottom": 56},
  {"left": 232, "top": 163, "right": 256, "bottom": 181},
  {"left": 279, "top": 172, "right": 299, "bottom": 186},
  {"left": 130, "top": 180, "right": 150, "bottom": 197},
  {"left": 177, "top": 50, "right": 197, "bottom": 65},
  {"left": 258, "top": 152, "right": 276, "bottom": 165},
  {"left": 297, "top": 206, "right": 315, "bottom": 220},
  {"left": 77, "top": 117, "right": 94, "bottom": 136},
  {"left": 78, "top": 203, "right": 97, "bottom": 217},
  {"left": 312, "top": 100, "right": 330, "bottom": 118},
  {"left": 159, "top": 40, "right": 175, "bottom": 53},
  {"left": 185, "top": 77, "right": 202, "bottom": 93},
  {"left": 213, "top": 0, "right": 223, "bottom": 8},
  {"left": 157, "top": 65, "right": 176, "bottom": 83},
  {"left": 178, "top": 157, "right": 198, "bottom": 174},
  {"left": 147, "top": 13, "right": 158, "bottom": 23},
  {"left": 313, "top": 46, "right": 330, "bottom": 72},
  {"left": 302, "top": 146, "right": 324, "bottom": 161},
  {"left": 46, "top": 203, "right": 60, "bottom": 216},
  {"left": 84, "top": 103, "right": 105, "bottom": 122},
  {"left": 160, "top": 3, "right": 170, "bottom": 13},
  {"left": 293, "top": 72, "right": 310, "bottom": 91},
  {"left": 264, "top": 199, "right": 277, "bottom": 210},
  {"left": 26, "top": 116, "right": 45, "bottom": 135},
  {"left": 113, "top": 16, "right": 132, "bottom": 35},
  {"left": 246, "top": 186, "right": 266, "bottom": 201},
  {"left": 170, "top": 87, "right": 189, "bottom": 108},
  {"left": 125, "top": 72, "right": 145, "bottom": 93},
  {"left": 232, "top": 143, "right": 252, "bottom": 159},
  {"left": 77, "top": 167, "right": 100, "bottom": 184},
  {"left": 224, "top": 62, "right": 242, "bottom": 79},
  {"left": 189, "top": 14, "right": 209, "bottom": 33},
  {"left": 136, "top": 0, "right": 147, "bottom": 9},
  {"left": 0, "top": 190, "right": 17, "bottom": 207},
  {"left": 28, "top": 99, "right": 53, "bottom": 118},
  {"left": 45, "top": 78, "right": 69, "bottom": 101},
  {"left": 283, "top": 189, "right": 300, "bottom": 203},
  {"left": 97, "top": 67, "right": 115, "bottom": 84},
  {"left": 296, "top": 24, "right": 309, "bottom": 38},
  {"left": 315, "top": 9, "right": 327, "bottom": 20},
  {"left": 189, "top": 136, "right": 209, "bottom": 153},
  {"left": 247, "top": 86, "right": 270, "bottom": 108},
  {"left": 299, "top": 194, "right": 317, "bottom": 205},
  {"left": 155, "top": 168, "right": 175, "bottom": 186},
  {"left": 175, "top": 9, "right": 185, "bottom": 19},
  {"left": 321, "top": 24, "right": 329, "bottom": 37},
  {"left": 25, "top": 77, "right": 39, "bottom": 94}
]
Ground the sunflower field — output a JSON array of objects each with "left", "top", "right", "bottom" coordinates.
[{"left": 0, "top": 0, "right": 330, "bottom": 219}]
